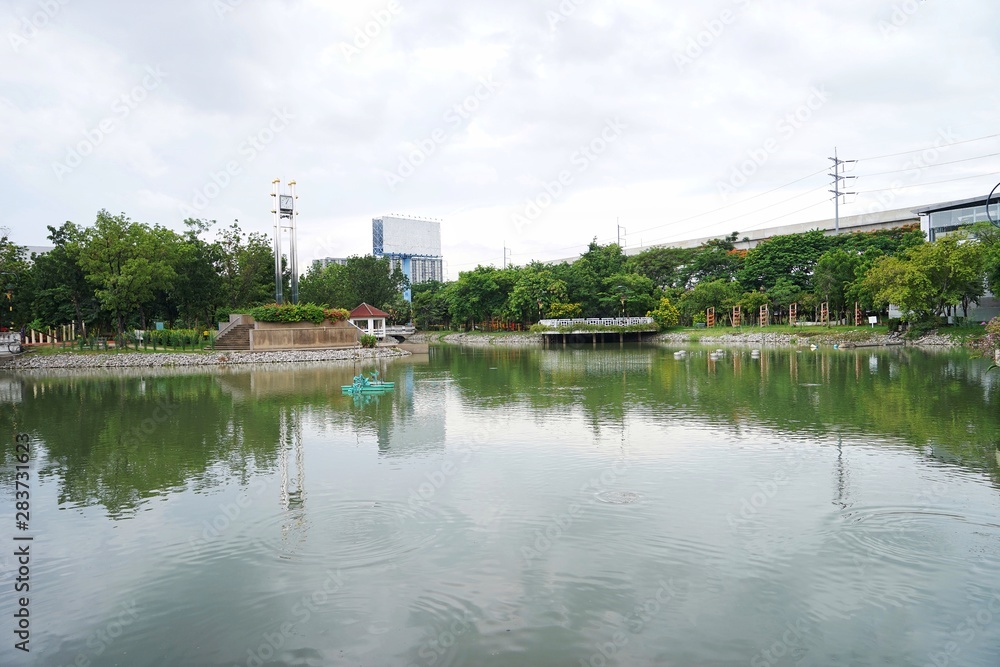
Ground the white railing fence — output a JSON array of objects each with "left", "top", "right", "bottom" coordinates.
[{"left": 537, "top": 317, "right": 655, "bottom": 328}]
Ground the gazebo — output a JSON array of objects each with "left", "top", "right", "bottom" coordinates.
[{"left": 349, "top": 303, "right": 389, "bottom": 339}]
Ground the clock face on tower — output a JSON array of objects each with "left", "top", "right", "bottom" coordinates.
[{"left": 279, "top": 195, "right": 293, "bottom": 211}]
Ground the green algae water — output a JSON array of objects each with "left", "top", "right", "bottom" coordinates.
[{"left": 2, "top": 345, "right": 1000, "bottom": 666}]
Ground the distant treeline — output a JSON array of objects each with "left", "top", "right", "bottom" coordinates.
[
  {"left": 410, "top": 223, "right": 1000, "bottom": 330},
  {"left": 3, "top": 213, "right": 999, "bottom": 336}
]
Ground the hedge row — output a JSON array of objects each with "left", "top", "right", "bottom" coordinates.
[{"left": 249, "top": 303, "right": 350, "bottom": 324}]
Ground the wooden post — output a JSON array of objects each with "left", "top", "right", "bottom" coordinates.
[
  {"left": 854, "top": 302, "right": 862, "bottom": 327},
  {"left": 707, "top": 307, "right": 715, "bottom": 328},
  {"left": 789, "top": 302, "right": 797, "bottom": 326},
  {"left": 759, "top": 304, "right": 769, "bottom": 327},
  {"left": 821, "top": 301, "right": 829, "bottom": 326},
  {"left": 732, "top": 305, "right": 741, "bottom": 327}
]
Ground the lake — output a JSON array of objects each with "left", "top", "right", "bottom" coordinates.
[{"left": 2, "top": 344, "right": 999, "bottom": 666}]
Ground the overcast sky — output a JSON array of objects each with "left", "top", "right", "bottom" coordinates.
[{"left": 2, "top": 0, "right": 999, "bottom": 278}]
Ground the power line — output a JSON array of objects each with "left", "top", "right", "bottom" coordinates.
[
  {"left": 625, "top": 166, "right": 829, "bottom": 238},
  {"left": 855, "top": 171, "right": 1000, "bottom": 195},
  {"left": 639, "top": 194, "right": 831, "bottom": 247},
  {"left": 854, "top": 151, "right": 1000, "bottom": 178},
  {"left": 856, "top": 133, "right": 1000, "bottom": 162}
]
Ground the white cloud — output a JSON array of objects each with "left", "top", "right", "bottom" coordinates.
[{"left": 2, "top": 0, "right": 1000, "bottom": 272}]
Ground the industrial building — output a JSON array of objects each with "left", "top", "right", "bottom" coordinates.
[{"left": 372, "top": 215, "right": 444, "bottom": 300}]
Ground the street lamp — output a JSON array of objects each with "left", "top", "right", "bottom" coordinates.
[{"left": 987, "top": 182, "right": 1000, "bottom": 228}]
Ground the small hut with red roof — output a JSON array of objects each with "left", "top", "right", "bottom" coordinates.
[{"left": 349, "top": 303, "right": 389, "bottom": 339}]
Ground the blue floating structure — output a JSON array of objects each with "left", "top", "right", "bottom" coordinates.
[{"left": 342, "top": 371, "right": 395, "bottom": 395}]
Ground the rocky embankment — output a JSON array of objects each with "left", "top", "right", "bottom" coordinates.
[
  {"left": 654, "top": 331, "right": 959, "bottom": 347},
  {"left": 0, "top": 347, "right": 408, "bottom": 370},
  {"left": 408, "top": 332, "right": 545, "bottom": 346},
  {"left": 408, "top": 329, "right": 962, "bottom": 348}
]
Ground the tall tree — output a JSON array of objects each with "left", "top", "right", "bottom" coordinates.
[
  {"left": 171, "top": 219, "right": 224, "bottom": 327},
  {"left": 28, "top": 222, "right": 99, "bottom": 334},
  {"left": 813, "top": 249, "right": 861, "bottom": 322},
  {"left": 627, "top": 246, "right": 693, "bottom": 290},
  {"left": 342, "top": 255, "right": 409, "bottom": 309},
  {"left": 0, "top": 228, "right": 29, "bottom": 330},
  {"left": 217, "top": 222, "right": 280, "bottom": 309},
  {"left": 738, "top": 230, "right": 830, "bottom": 292},
  {"left": 77, "top": 211, "right": 177, "bottom": 334}
]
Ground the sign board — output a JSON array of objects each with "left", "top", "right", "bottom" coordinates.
[{"left": 868, "top": 316, "right": 877, "bottom": 324}]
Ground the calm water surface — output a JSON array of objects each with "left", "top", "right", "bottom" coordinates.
[{"left": 2, "top": 345, "right": 1000, "bottom": 666}]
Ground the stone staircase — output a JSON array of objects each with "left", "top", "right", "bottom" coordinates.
[{"left": 214, "top": 324, "right": 252, "bottom": 351}]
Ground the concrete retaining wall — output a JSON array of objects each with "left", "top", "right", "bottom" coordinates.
[{"left": 249, "top": 319, "right": 360, "bottom": 351}]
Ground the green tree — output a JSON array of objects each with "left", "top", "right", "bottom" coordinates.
[
  {"left": 767, "top": 277, "right": 803, "bottom": 324},
  {"left": 77, "top": 211, "right": 178, "bottom": 334},
  {"left": 678, "top": 279, "right": 740, "bottom": 325},
  {"left": 738, "top": 230, "right": 830, "bottom": 292},
  {"left": 342, "top": 255, "right": 409, "bottom": 309},
  {"left": 298, "top": 261, "right": 351, "bottom": 308},
  {"left": 412, "top": 280, "right": 450, "bottom": 329},
  {"left": 739, "top": 291, "right": 770, "bottom": 325},
  {"left": 217, "top": 222, "right": 281, "bottom": 309},
  {"left": 813, "top": 249, "right": 861, "bottom": 323},
  {"left": 503, "top": 268, "right": 568, "bottom": 324},
  {"left": 171, "top": 219, "right": 223, "bottom": 328},
  {"left": 627, "top": 246, "right": 693, "bottom": 290},
  {"left": 680, "top": 233, "right": 744, "bottom": 288},
  {"left": 447, "top": 265, "right": 509, "bottom": 328},
  {"left": 861, "top": 235, "right": 984, "bottom": 321},
  {"left": 0, "top": 228, "right": 29, "bottom": 330},
  {"left": 601, "top": 272, "right": 657, "bottom": 317}
]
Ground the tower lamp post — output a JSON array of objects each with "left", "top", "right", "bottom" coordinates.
[{"left": 270, "top": 179, "right": 299, "bottom": 304}]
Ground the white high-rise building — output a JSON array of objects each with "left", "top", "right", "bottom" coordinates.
[{"left": 372, "top": 215, "right": 445, "bottom": 299}]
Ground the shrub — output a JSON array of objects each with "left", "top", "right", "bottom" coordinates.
[
  {"left": 360, "top": 334, "right": 378, "bottom": 348},
  {"left": 250, "top": 303, "right": 345, "bottom": 325},
  {"left": 648, "top": 297, "right": 680, "bottom": 330},
  {"left": 971, "top": 316, "right": 1000, "bottom": 359},
  {"left": 323, "top": 307, "right": 350, "bottom": 322}
]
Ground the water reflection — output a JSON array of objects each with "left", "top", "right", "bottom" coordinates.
[
  {"left": 1, "top": 346, "right": 1000, "bottom": 666},
  {"left": 1, "top": 346, "right": 998, "bottom": 519}
]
